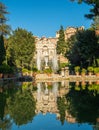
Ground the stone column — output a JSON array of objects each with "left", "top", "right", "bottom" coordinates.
[
  {"left": 61, "top": 68, "right": 65, "bottom": 77},
  {"left": 64, "top": 67, "right": 69, "bottom": 77}
]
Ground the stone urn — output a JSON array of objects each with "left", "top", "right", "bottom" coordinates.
[{"left": 0, "top": 73, "right": 3, "bottom": 78}]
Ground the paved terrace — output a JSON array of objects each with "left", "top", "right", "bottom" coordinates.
[{"left": 35, "top": 73, "right": 99, "bottom": 82}]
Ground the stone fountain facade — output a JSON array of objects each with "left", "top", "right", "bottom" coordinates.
[{"left": 35, "top": 37, "right": 58, "bottom": 71}]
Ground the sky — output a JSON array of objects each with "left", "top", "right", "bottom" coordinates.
[{"left": 1, "top": 0, "right": 92, "bottom": 37}]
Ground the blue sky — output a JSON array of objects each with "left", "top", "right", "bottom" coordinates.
[{"left": 1, "top": 0, "right": 92, "bottom": 37}]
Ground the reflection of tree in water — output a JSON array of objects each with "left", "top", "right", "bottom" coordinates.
[
  {"left": 66, "top": 82, "right": 99, "bottom": 128},
  {"left": 0, "top": 82, "right": 18, "bottom": 121},
  {"left": 7, "top": 89, "right": 36, "bottom": 126},
  {"left": 0, "top": 92, "right": 6, "bottom": 121},
  {"left": 0, "top": 82, "right": 18, "bottom": 130},
  {"left": 57, "top": 96, "right": 66, "bottom": 125},
  {"left": 0, "top": 117, "right": 12, "bottom": 130}
]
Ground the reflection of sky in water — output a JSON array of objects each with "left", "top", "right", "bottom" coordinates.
[{"left": 12, "top": 113, "right": 92, "bottom": 130}]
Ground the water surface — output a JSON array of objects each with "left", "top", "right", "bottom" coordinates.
[{"left": 0, "top": 80, "right": 99, "bottom": 130}]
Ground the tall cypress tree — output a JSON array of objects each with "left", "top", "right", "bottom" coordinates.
[
  {"left": 0, "top": 35, "right": 6, "bottom": 65},
  {"left": 0, "top": 2, "right": 10, "bottom": 65},
  {"left": 56, "top": 26, "right": 66, "bottom": 56},
  {"left": 0, "top": 2, "right": 10, "bottom": 35}
]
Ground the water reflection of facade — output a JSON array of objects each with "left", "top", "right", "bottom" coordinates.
[
  {"left": 32, "top": 81, "right": 76, "bottom": 123},
  {"left": 34, "top": 82, "right": 59, "bottom": 114}
]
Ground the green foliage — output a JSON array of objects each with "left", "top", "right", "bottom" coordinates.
[
  {"left": 37, "top": 70, "right": 41, "bottom": 74},
  {"left": 94, "top": 67, "right": 99, "bottom": 74},
  {"left": 56, "top": 26, "right": 66, "bottom": 56},
  {"left": 6, "top": 38, "right": 15, "bottom": 66},
  {"left": 0, "top": 2, "right": 11, "bottom": 35},
  {"left": 74, "top": 66, "right": 80, "bottom": 72},
  {"left": 0, "top": 2, "right": 8, "bottom": 23},
  {"left": 7, "top": 28, "right": 35, "bottom": 69},
  {"left": 22, "top": 68, "right": 29, "bottom": 73},
  {"left": 59, "top": 62, "right": 68, "bottom": 69},
  {"left": 0, "top": 64, "right": 14, "bottom": 74},
  {"left": 43, "top": 68, "right": 52, "bottom": 74},
  {"left": 66, "top": 30, "right": 99, "bottom": 68},
  {"left": 81, "top": 68, "right": 86, "bottom": 74},
  {"left": 66, "top": 34, "right": 81, "bottom": 67},
  {"left": 75, "top": 86, "right": 81, "bottom": 91},
  {"left": 22, "top": 84, "right": 28, "bottom": 90},
  {"left": 0, "top": 2, "right": 11, "bottom": 66},
  {"left": 87, "top": 66, "right": 93, "bottom": 72},
  {"left": 32, "top": 67, "right": 38, "bottom": 72},
  {"left": 0, "top": 35, "right": 6, "bottom": 65}
]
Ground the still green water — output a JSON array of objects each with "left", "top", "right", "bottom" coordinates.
[{"left": 0, "top": 80, "right": 99, "bottom": 130}]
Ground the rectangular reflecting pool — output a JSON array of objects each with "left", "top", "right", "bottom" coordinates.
[{"left": 0, "top": 80, "right": 99, "bottom": 130}]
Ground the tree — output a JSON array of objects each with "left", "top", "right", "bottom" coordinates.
[
  {"left": 66, "top": 32, "right": 80, "bottom": 67},
  {"left": 66, "top": 30, "right": 99, "bottom": 68},
  {"left": 70, "top": 0, "right": 99, "bottom": 20},
  {"left": 0, "top": 35, "right": 6, "bottom": 65},
  {"left": 92, "top": 16, "right": 99, "bottom": 37},
  {"left": 7, "top": 28, "right": 35, "bottom": 69},
  {"left": 0, "top": 2, "right": 11, "bottom": 65},
  {"left": 0, "top": 2, "right": 10, "bottom": 35},
  {"left": 56, "top": 26, "right": 66, "bottom": 56},
  {"left": 78, "top": 30, "right": 99, "bottom": 67}
]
